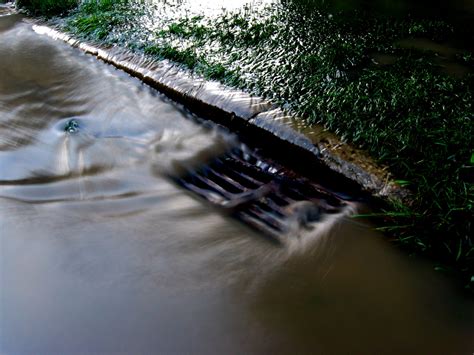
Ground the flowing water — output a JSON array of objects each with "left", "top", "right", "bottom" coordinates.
[{"left": 1, "top": 11, "right": 473, "bottom": 355}]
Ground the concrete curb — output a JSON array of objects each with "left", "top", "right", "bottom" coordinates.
[{"left": 31, "top": 22, "right": 410, "bottom": 203}]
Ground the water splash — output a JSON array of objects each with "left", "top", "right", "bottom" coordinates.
[{"left": 282, "top": 200, "right": 360, "bottom": 254}]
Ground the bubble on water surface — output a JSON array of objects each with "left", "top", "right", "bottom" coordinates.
[{"left": 64, "top": 119, "right": 80, "bottom": 134}]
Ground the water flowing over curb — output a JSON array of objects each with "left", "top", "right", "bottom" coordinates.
[{"left": 31, "top": 22, "right": 410, "bottom": 204}]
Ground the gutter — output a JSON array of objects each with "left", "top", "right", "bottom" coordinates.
[{"left": 31, "top": 22, "right": 410, "bottom": 204}]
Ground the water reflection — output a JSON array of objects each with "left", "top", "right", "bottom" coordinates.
[{"left": 0, "top": 12, "right": 473, "bottom": 355}]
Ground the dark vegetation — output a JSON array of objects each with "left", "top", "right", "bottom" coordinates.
[
  {"left": 16, "top": 0, "right": 78, "bottom": 16},
  {"left": 26, "top": 0, "right": 474, "bottom": 288}
]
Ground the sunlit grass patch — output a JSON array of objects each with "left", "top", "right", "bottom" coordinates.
[{"left": 65, "top": 0, "right": 132, "bottom": 40}]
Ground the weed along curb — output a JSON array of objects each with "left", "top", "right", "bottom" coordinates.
[{"left": 32, "top": 22, "right": 410, "bottom": 205}]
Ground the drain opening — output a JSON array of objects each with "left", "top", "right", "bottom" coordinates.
[{"left": 174, "top": 145, "right": 355, "bottom": 242}]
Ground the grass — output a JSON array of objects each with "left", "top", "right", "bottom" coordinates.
[
  {"left": 57, "top": 0, "right": 474, "bottom": 289},
  {"left": 63, "top": 0, "right": 131, "bottom": 40},
  {"left": 16, "top": 0, "right": 78, "bottom": 16}
]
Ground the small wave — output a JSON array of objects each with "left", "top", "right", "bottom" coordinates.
[
  {"left": 151, "top": 125, "right": 239, "bottom": 176},
  {"left": 282, "top": 200, "right": 360, "bottom": 254}
]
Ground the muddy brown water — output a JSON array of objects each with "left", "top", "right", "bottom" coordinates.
[{"left": 0, "top": 12, "right": 473, "bottom": 355}]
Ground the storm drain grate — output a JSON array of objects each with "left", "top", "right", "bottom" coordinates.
[{"left": 175, "top": 146, "right": 353, "bottom": 242}]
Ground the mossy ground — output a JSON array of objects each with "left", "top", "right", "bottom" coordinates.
[{"left": 55, "top": 0, "right": 474, "bottom": 288}]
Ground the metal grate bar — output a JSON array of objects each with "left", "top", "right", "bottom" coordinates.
[{"left": 174, "top": 146, "right": 352, "bottom": 242}]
